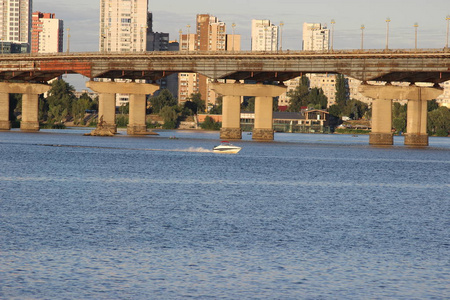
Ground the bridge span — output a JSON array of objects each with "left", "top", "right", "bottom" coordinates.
[{"left": 0, "top": 49, "right": 449, "bottom": 146}]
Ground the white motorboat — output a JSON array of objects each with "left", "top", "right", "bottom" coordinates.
[{"left": 213, "top": 141, "right": 242, "bottom": 154}]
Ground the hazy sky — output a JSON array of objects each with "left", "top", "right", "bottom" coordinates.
[
  {"left": 36, "top": 0, "right": 450, "bottom": 51},
  {"left": 34, "top": 0, "right": 449, "bottom": 89}
]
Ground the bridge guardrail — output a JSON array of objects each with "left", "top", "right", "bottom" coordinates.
[{"left": 0, "top": 48, "right": 449, "bottom": 59}]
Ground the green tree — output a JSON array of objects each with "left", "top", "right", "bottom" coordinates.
[
  {"left": 287, "top": 76, "right": 310, "bottom": 112},
  {"left": 149, "top": 89, "right": 177, "bottom": 114},
  {"left": 160, "top": 106, "right": 179, "bottom": 129},
  {"left": 307, "top": 87, "right": 328, "bottom": 109},
  {"left": 428, "top": 106, "right": 450, "bottom": 136},
  {"left": 342, "top": 99, "right": 369, "bottom": 120},
  {"left": 46, "top": 79, "right": 76, "bottom": 123},
  {"left": 71, "top": 92, "right": 96, "bottom": 125},
  {"left": 335, "top": 74, "right": 348, "bottom": 107},
  {"left": 209, "top": 96, "right": 223, "bottom": 114},
  {"left": 392, "top": 102, "right": 407, "bottom": 133},
  {"left": 241, "top": 97, "right": 255, "bottom": 112},
  {"left": 200, "top": 116, "right": 221, "bottom": 130},
  {"left": 187, "top": 93, "right": 205, "bottom": 113},
  {"left": 427, "top": 99, "right": 439, "bottom": 112},
  {"left": 328, "top": 104, "right": 341, "bottom": 118},
  {"left": 9, "top": 94, "right": 21, "bottom": 126}
]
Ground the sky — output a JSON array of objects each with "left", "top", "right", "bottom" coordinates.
[{"left": 34, "top": 0, "right": 450, "bottom": 89}]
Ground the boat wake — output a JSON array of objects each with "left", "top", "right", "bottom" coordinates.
[
  {"left": 158, "top": 147, "right": 213, "bottom": 153},
  {"left": 37, "top": 143, "right": 214, "bottom": 153}
]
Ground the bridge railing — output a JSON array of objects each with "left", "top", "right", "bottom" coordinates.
[{"left": 0, "top": 48, "right": 449, "bottom": 58}]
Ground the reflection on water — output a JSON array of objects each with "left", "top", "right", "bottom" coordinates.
[{"left": 0, "top": 130, "right": 449, "bottom": 299}]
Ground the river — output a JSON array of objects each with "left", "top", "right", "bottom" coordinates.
[{"left": 1, "top": 128, "right": 449, "bottom": 299}]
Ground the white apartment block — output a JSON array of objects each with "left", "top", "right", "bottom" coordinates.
[
  {"left": 99, "top": 0, "right": 150, "bottom": 106},
  {"left": 302, "top": 22, "right": 329, "bottom": 51},
  {"left": 251, "top": 19, "right": 278, "bottom": 51},
  {"left": 31, "top": 12, "right": 63, "bottom": 53},
  {"left": 99, "top": 0, "right": 149, "bottom": 52},
  {"left": 0, "top": 0, "right": 31, "bottom": 44}
]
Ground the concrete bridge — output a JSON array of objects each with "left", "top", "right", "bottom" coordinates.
[{"left": 0, "top": 49, "right": 449, "bottom": 145}]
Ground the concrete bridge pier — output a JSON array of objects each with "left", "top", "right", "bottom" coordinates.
[
  {"left": 211, "top": 82, "right": 286, "bottom": 141},
  {"left": 128, "top": 94, "right": 147, "bottom": 135},
  {"left": 359, "top": 84, "right": 443, "bottom": 146},
  {"left": 0, "top": 92, "right": 10, "bottom": 130},
  {"left": 370, "top": 98, "right": 394, "bottom": 145},
  {"left": 0, "top": 82, "right": 50, "bottom": 132},
  {"left": 97, "top": 92, "right": 117, "bottom": 133},
  {"left": 405, "top": 98, "right": 428, "bottom": 146},
  {"left": 253, "top": 96, "right": 274, "bottom": 140},
  {"left": 220, "top": 95, "right": 242, "bottom": 139},
  {"left": 86, "top": 81, "right": 159, "bottom": 135},
  {"left": 404, "top": 87, "right": 443, "bottom": 146}
]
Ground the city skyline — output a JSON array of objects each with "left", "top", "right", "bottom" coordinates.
[{"left": 35, "top": 0, "right": 450, "bottom": 52}]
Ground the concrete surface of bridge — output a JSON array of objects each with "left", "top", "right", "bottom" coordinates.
[{"left": 0, "top": 49, "right": 449, "bottom": 145}]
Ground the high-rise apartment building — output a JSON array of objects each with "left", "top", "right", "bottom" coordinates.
[
  {"left": 0, "top": 0, "right": 32, "bottom": 51},
  {"left": 31, "top": 12, "right": 63, "bottom": 53},
  {"left": 178, "top": 14, "right": 241, "bottom": 109},
  {"left": 251, "top": 19, "right": 278, "bottom": 51},
  {"left": 302, "top": 22, "right": 329, "bottom": 51},
  {"left": 99, "top": 0, "right": 151, "bottom": 106},
  {"left": 99, "top": 0, "right": 149, "bottom": 52}
]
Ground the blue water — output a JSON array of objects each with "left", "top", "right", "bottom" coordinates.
[{"left": 1, "top": 129, "right": 449, "bottom": 299}]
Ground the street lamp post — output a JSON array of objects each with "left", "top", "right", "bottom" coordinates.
[
  {"left": 385, "top": 17, "right": 390, "bottom": 50},
  {"left": 279, "top": 21, "right": 284, "bottom": 51},
  {"left": 330, "top": 19, "right": 335, "bottom": 51},
  {"left": 446, "top": 15, "right": 450, "bottom": 49},
  {"left": 360, "top": 24, "right": 365, "bottom": 50},
  {"left": 67, "top": 27, "right": 70, "bottom": 53},
  {"left": 232, "top": 23, "right": 236, "bottom": 52},
  {"left": 414, "top": 22, "right": 419, "bottom": 50}
]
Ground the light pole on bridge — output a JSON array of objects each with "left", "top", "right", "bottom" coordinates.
[
  {"left": 186, "top": 24, "right": 191, "bottom": 52},
  {"left": 446, "top": 15, "right": 450, "bottom": 49},
  {"left": 279, "top": 21, "right": 284, "bottom": 51},
  {"left": 360, "top": 24, "right": 365, "bottom": 50},
  {"left": 232, "top": 23, "right": 236, "bottom": 52},
  {"left": 414, "top": 22, "right": 419, "bottom": 50},
  {"left": 67, "top": 27, "right": 70, "bottom": 53},
  {"left": 330, "top": 19, "right": 335, "bottom": 51},
  {"left": 385, "top": 17, "right": 391, "bottom": 50}
]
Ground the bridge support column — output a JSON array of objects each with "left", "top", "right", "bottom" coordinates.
[
  {"left": 220, "top": 95, "right": 242, "bottom": 140},
  {"left": 369, "top": 98, "right": 393, "bottom": 145},
  {"left": 210, "top": 82, "right": 286, "bottom": 141},
  {"left": 359, "top": 84, "right": 443, "bottom": 146},
  {"left": 128, "top": 94, "right": 147, "bottom": 135},
  {"left": 86, "top": 81, "right": 159, "bottom": 135},
  {"left": 405, "top": 99, "right": 428, "bottom": 146},
  {"left": 21, "top": 93, "right": 40, "bottom": 131},
  {"left": 0, "top": 92, "right": 10, "bottom": 130},
  {"left": 0, "top": 82, "right": 50, "bottom": 132},
  {"left": 253, "top": 96, "right": 274, "bottom": 140},
  {"left": 98, "top": 93, "right": 117, "bottom": 133}
]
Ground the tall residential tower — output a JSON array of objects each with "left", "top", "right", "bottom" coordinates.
[
  {"left": 0, "top": 0, "right": 32, "bottom": 51},
  {"left": 31, "top": 12, "right": 63, "bottom": 53},
  {"left": 99, "top": 0, "right": 149, "bottom": 52},
  {"left": 251, "top": 19, "right": 278, "bottom": 52},
  {"left": 302, "top": 22, "right": 329, "bottom": 51}
]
